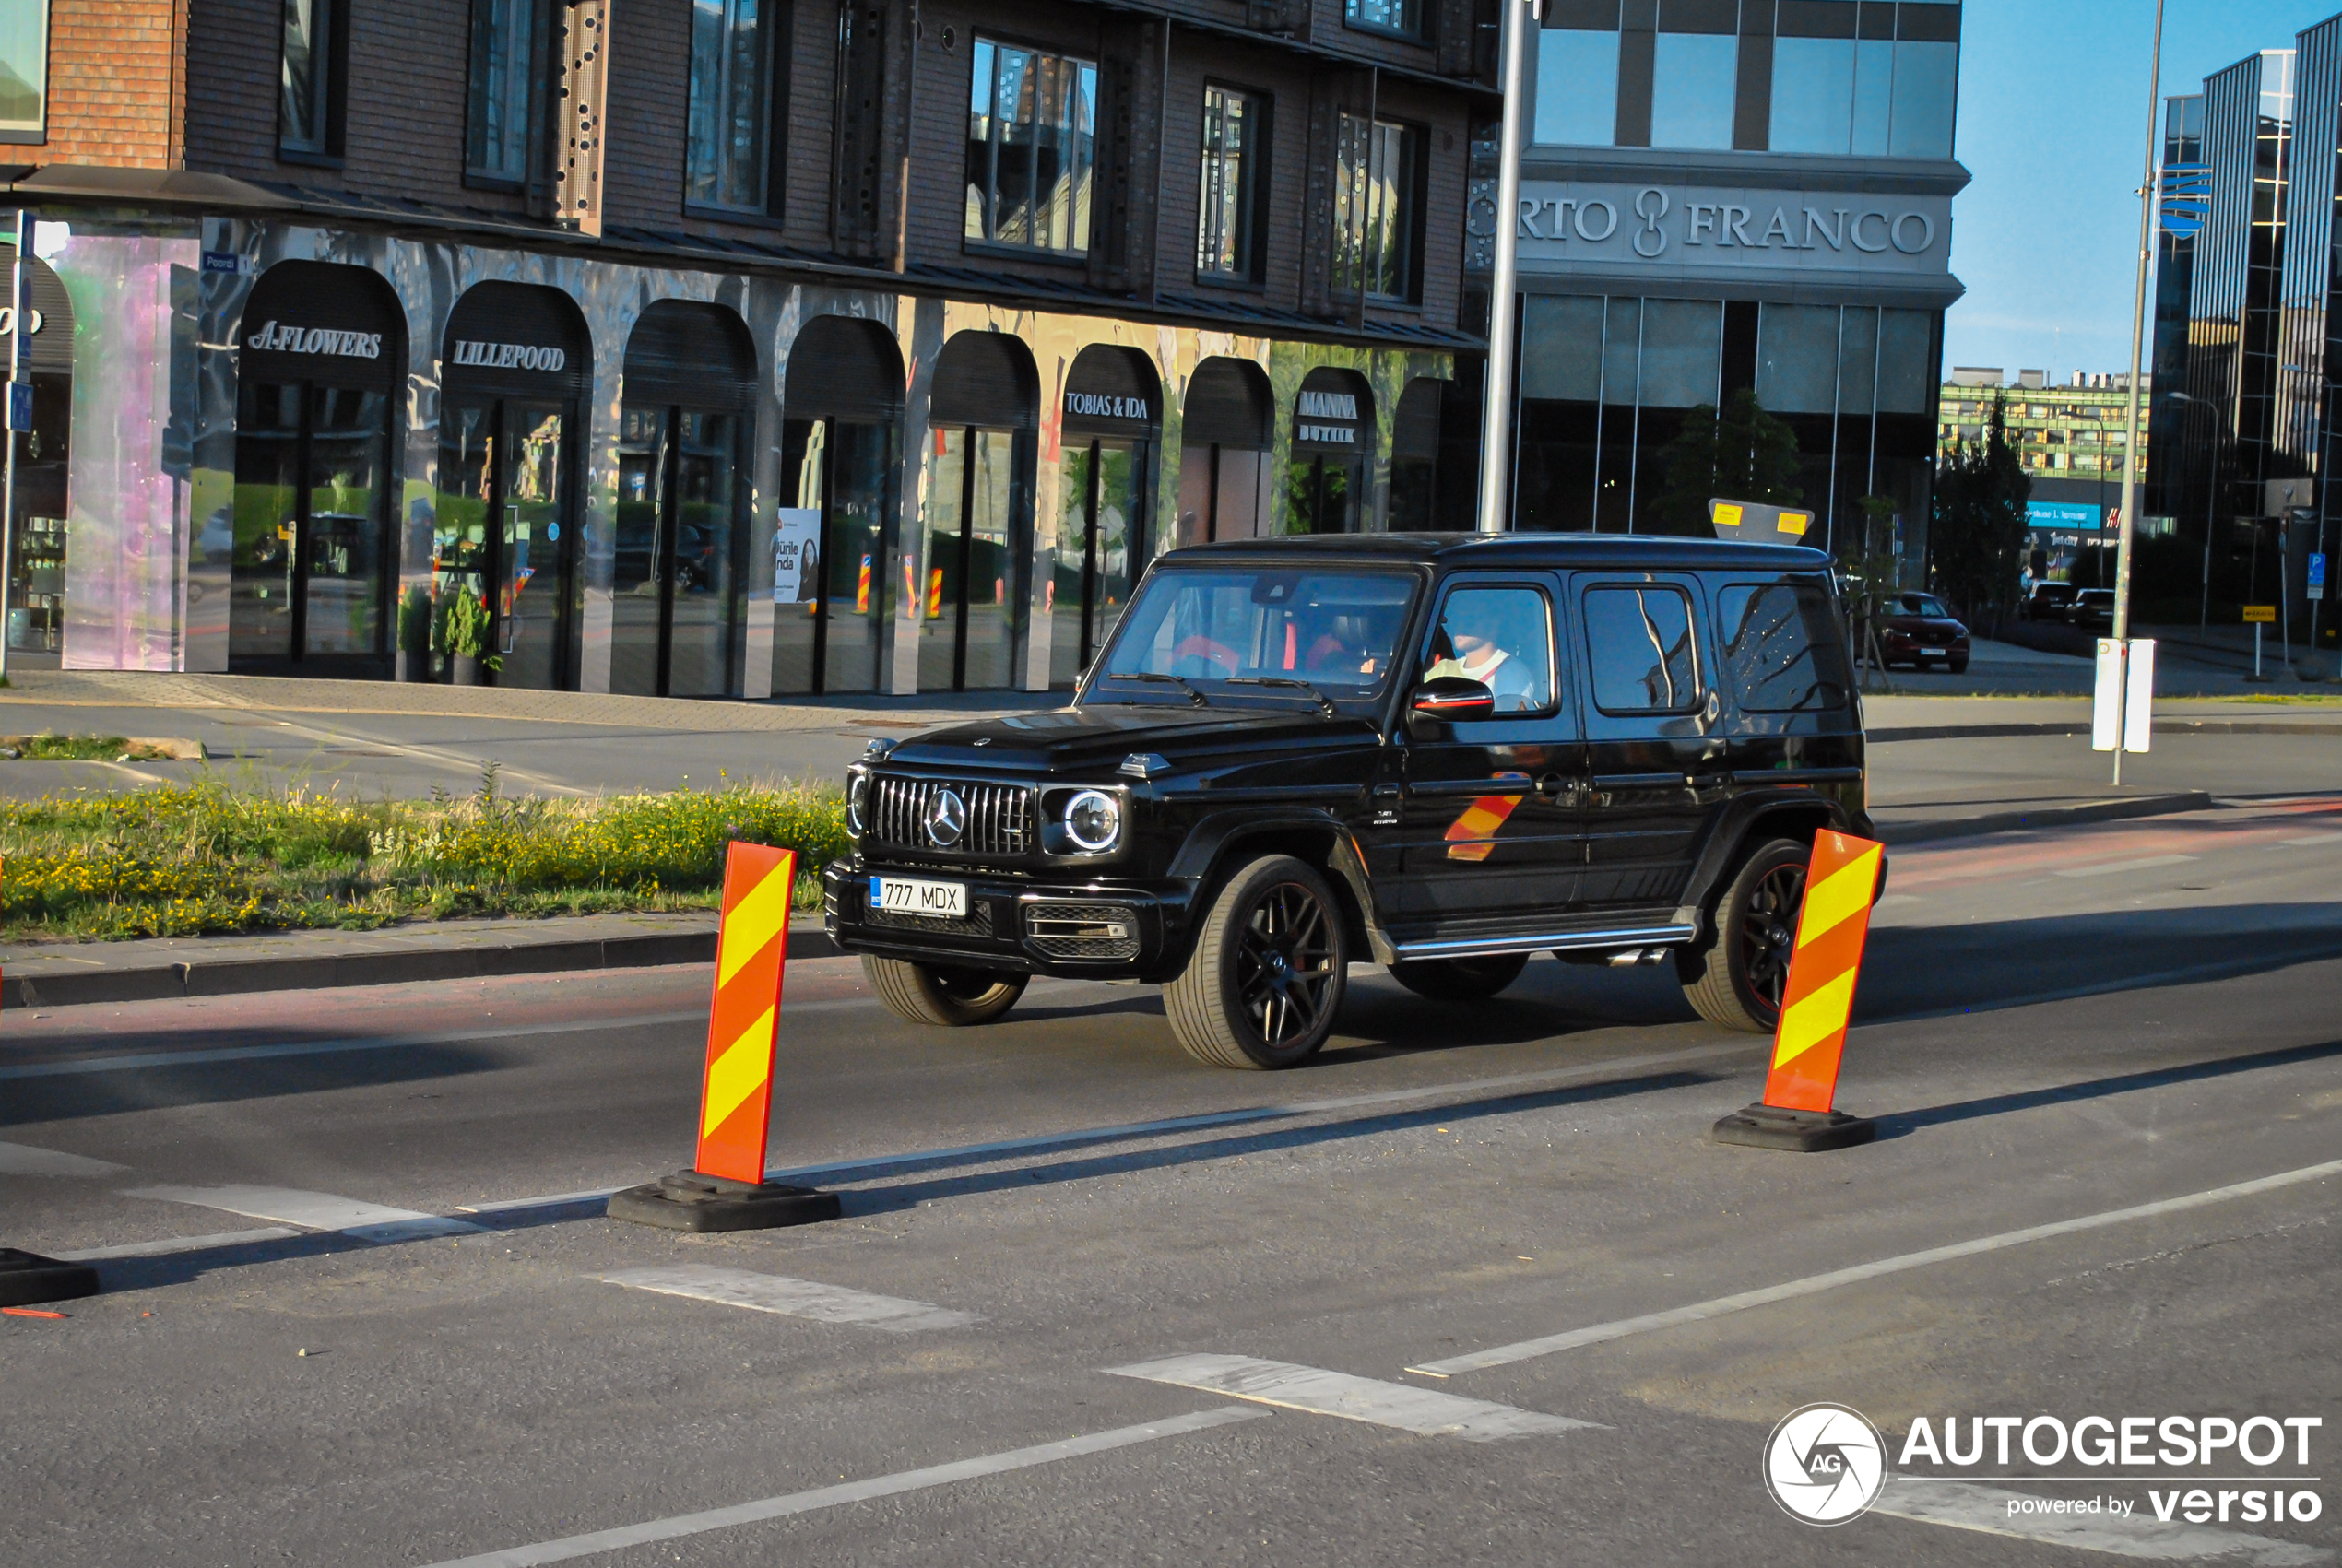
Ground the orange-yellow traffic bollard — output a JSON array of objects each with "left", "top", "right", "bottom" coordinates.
[
  {"left": 1710, "top": 830, "right": 1885, "bottom": 1152},
  {"left": 608, "top": 843, "right": 843, "bottom": 1232}
]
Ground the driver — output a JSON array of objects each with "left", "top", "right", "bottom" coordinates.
[{"left": 1426, "top": 609, "right": 1538, "bottom": 712}]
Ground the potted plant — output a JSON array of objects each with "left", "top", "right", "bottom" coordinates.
[
  {"left": 444, "top": 590, "right": 492, "bottom": 686},
  {"left": 396, "top": 585, "right": 432, "bottom": 682}
]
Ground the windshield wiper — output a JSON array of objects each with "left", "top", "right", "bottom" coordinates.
[
  {"left": 1225, "top": 675, "right": 1337, "bottom": 715},
  {"left": 1106, "top": 670, "right": 1208, "bottom": 707}
]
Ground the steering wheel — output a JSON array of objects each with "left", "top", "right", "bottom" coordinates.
[{"left": 1167, "top": 634, "right": 1238, "bottom": 678}]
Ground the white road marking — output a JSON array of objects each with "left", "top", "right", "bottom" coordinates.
[
  {"left": 0, "top": 1140, "right": 128, "bottom": 1177},
  {"left": 1107, "top": 1353, "right": 1599, "bottom": 1442},
  {"left": 2054, "top": 854, "right": 2198, "bottom": 878},
  {"left": 124, "top": 1185, "right": 485, "bottom": 1244},
  {"left": 1874, "top": 893, "right": 1922, "bottom": 909},
  {"left": 2280, "top": 833, "right": 2342, "bottom": 848},
  {"left": 602, "top": 1265, "right": 981, "bottom": 1332},
  {"left": 1409, "top": 1156, "right": 2342, "bottom": 1376},
  {"left": 415, "top": 1406, "right": 1265, "bottom": 1568},
  {"left": 0, "top": 1009, "right": 710, "bottom": 1080},
  {"left": 1875, "top": 1477, "right": 2331, "bottom": 1565},
  {"left": 457, "top": 1185, "right": 627, "bottom": 1214},
  {"left": 54, "top": 1227, "right": 302, "bottom": 1261}
]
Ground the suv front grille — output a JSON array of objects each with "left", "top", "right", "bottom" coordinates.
[{"left": 867, "top": 776, "right": 1033, "bottom": 857}]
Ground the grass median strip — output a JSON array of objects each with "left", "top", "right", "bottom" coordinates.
[{"left": 0, "top": 769, "right": 846, "bottom": 939}]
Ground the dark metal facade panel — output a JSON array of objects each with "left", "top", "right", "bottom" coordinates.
[
  {"left": 930, "top": 329, "right": 1041, "bottom": 430},
  {"left": 621, "top": 300, "right": 760, "bottom": 409}
]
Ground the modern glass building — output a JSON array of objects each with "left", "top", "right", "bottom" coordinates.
[
  {"left": 2146, "top": 42, "right": 2315, "bottom": 619},
  {"left": 1481, "top": 0, "right": 1967, "bottom": 570}
]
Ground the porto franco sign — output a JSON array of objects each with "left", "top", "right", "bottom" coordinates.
[{"left": 1511, "top": 180, "right": 1953, "bottom": 277}]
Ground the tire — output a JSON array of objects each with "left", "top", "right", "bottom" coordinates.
[
  {"left": 1948, "top": 656, "right": 1969, "bottom": 674},
  {"left": 1164, "top": 855, "right": 1349, "bottom": 1068},
  {"left": 863, "top": 955, "right": 1028, "bottom": 1026},
  {"left": 1387, "top": 953, "right": 1528, "bottom": 1002},
  {"left": 1679, "top": 837, "right": 1810, "bottom": 1033}
]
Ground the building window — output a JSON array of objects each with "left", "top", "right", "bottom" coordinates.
[
  {"left": 687, "top": 0, "right": 777, "bottom": 213},
  {"left": 1535, "top": 18, "right": 1620, "bottom": 147},
  {"left": 1335, "top": 112, "right": 1420, "bottom": 302},
  {"left": 1345, "top": 0, "right": 1424, "bottom": 41},
  {"left": 279, "top": 0, "right": 340, "bottom": 159},
  {"left": 1769, "top": 0, "right": 1958, "bottom": 159},
  {"left": 467, "top": 0, "right": 538, "bottom": 185},
  {"left": 964, "top": 38, "right": 1098, "bottom": 257},
  {"left": 1649, "top": 0, "right": 1737, "bottom": 151},
  {"left": 1197, "top": 86, "right": 1265, "bottom": 282},
  {"left": 0, "top": 0, "right": 47, "bottom": 143}
]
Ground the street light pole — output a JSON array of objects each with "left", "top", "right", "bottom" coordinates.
[
  {"left": 0, "top": 208, "right": 23, "bottom": 687},
  {"left": 1475, "top": 0, "right": 1534, "bottom": 536},
  {"left": 2109, "top": 0, "right": 2168, "bottom": 784}
]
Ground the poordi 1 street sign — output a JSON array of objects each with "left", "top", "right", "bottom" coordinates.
[{"left": 1709, "top": 498, "right": 1816, "bottom": 545}]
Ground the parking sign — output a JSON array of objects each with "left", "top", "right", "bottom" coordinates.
[{"left": 2311, "top": 552, "right": 2328, "bottom": 595}]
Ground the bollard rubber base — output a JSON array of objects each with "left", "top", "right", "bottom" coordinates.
[
  {"left": 1709, "top": 1103, "right": 1877, "bottom": 1153},
  {"left": 606, "top": 1171, "right": 842, "bottom": 1232},
  {"left": 0, "top": 1246, "right": 101, "bottom": 1308}
]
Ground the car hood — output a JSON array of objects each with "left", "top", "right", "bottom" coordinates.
[
  {"left": 877, "top": 701, "right": 1381, "bottom": 778},
  {"left": 1881, "top": 615, "right": 1968, "bottom": 633}
]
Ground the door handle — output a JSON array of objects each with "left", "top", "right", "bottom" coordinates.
[{"left": 1535, "top": 772, "right": 1569, "bottom": 800}]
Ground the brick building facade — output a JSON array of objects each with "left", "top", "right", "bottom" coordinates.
[{"left": 0, "top": 0, "right": 1487, "bottom": 691}]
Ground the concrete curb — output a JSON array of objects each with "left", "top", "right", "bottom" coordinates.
[
  {"left": 1869, "top": 719, "right": 2342, "bottom": 743},
  {"left": 1, "top": 923, "right": 842, "bottom": 1010},
  {"left": 1, "top": 789, "right": 2228, "bottom": 1007},
  {"left": 1874, "top": 791, "right": 2217, "bottom": 845}
]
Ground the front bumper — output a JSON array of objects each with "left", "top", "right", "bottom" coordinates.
[{"left": 823, "top": 856, "right": 1192, "bottom": 979}]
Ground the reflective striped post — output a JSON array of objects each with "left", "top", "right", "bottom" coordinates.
[
  {"left": 609, "top": 843, "right": 843, "bottom": 1231},
  {"left": 1711, "top": 831, "right": 1885, "bottom": 1153}
]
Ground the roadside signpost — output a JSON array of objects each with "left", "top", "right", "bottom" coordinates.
[
  {"left": 2244, "top": 604, "right": 2276, "bottom": 682},
  {"left": 2093, "top": 639, "right": 2155, "bottom": 756}
]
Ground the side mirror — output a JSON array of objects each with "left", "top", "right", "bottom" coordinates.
[{"left": 1410, "top": 676, "right": 1496, "bottom": 722}]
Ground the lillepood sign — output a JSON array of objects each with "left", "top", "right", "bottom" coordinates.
[{"left": 1709, "top": 498, "right": 1815, "bottom": 546}]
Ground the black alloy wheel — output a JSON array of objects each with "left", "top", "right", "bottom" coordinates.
[
  {"left": 1165, "top": 854, "right": 1351, "bottom": 1068},
  {"left": 1679, "top": 837, "right": 1813, "bottom": 1032},
  {"left": 1235, "top": 882, "right": 1339, "bottom": 1049}
]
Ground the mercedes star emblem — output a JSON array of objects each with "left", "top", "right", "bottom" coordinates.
[{"left": 925, "top": 788, "right": 966, "bottom": 847}]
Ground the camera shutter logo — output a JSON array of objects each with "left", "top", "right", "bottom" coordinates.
[
  {"left": 925, "top": 788, "right": 966, "bottom": 848},
  {"left": 1764, "top": 1403, "right": 1889, "bottom": 1525}
]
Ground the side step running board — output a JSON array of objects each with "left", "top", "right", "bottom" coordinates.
[{"left": 1388, "top": 923, "right": 1698, "bottom": 963}]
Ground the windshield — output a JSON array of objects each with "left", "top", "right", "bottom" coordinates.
[
  {"left": 1899, "top": 593, "right": 1952, "bottom": 618},
  {"left": 1092, "top": 567, "right": 1420, "bottom": 703}
]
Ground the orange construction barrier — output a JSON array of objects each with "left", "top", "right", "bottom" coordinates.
[
  {"left": 1711, "top": 830, "right": 1885, "bottom": 1152},
  {"left": 608, "top": 843, "right": 843, "bottom": 1231}
]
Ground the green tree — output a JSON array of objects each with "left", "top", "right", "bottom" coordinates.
[
  {"left": 1650, "top": 388, "right": 1804, "bottom": 535},
  {"left": 1930, "top": 392, "right": 2032, "bottom": 630}
]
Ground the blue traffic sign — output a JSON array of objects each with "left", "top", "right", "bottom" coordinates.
[{"left": 2312, "top": 552, "right": 2328, "bottom": 590}]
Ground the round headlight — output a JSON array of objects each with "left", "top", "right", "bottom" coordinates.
[
  {"left": 1063, "top": 789, "right": 1122, "bottom": 853},
  {"left": 846, "top": 772, "right": 870, "bottom": 834}
]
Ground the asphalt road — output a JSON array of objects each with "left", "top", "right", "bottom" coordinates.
[{"left": 4, "top": 799, "right": 2340, "bottom": 1567}]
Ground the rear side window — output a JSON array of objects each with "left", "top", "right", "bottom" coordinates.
[
  {"left": 1584, "top": 585, "right": 1699, "bottom": 713},
  {"left": 1718, "top": 583, "right": 1851, "bottom": 713}
]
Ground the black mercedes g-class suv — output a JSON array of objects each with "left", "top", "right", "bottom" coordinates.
[{"left": 825, "top": 533, "right": 1871, "bottom": 1068}]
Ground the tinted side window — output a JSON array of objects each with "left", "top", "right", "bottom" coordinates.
[
  {"left": 1424, "top": 585, "right": 1555, "bottom": 713},
  {"left": 1719, "top": 583, "right": 1851, "bottom": 713},
  {"left": 1584, "top": 585, "right": 1699, "bottom": 713}
]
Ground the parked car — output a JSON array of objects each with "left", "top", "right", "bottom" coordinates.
[
  {"left": 1875, "top": 591, "right": 1971, "bottom": 673},
  {"left": 2066, "top": 588, "right": 2116, "bottom": 631},
  {"left": 826, "top": 533, "right": 1878, "bottom": 1069},
  {"left": 2021, "top": 583, "right": 2078, "bottom": 622}
]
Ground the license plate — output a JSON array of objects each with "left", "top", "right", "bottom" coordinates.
[
  {"left": 1918, "top": 648, "right": 1946, "bottom": 659},
  {"left": 869, "top": 876, "right": 967, "bottom": 919}
]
